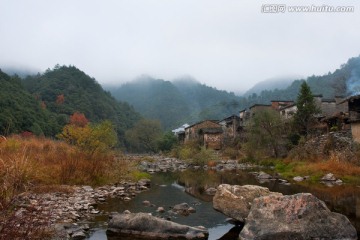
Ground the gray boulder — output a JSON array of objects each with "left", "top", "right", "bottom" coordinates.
[
  {"left": 172, "top": 202, "right": 194, "bottom": 216},
  {"left": 106, "top": 212, "right": 208, "bottom": 239},
  {"left": 239, "top": 193, "right": 357, "bottom": 240},
  {"left": 321, "top": 173, "right": 337, "bottom": 181},
  {"left": 213, "top": 184, "right": 281, "bottom": 221},
  {"left": 205, "top": 187, "right": 217, "bottom": 196},
  {"left": 293, "top": 176, "right": 304, "bottom": 182}
]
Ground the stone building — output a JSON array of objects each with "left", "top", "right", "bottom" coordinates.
[
  {"left": 184, "top": 120, "right": 223, "bottom": 150},
  {"left": 340, "top": 95, "right": 360, "bottom": 143},
  {"left": 218, "top": 115, "right": 241, "bottom": 145}
]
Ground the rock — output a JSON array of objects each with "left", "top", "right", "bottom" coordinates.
[
  {"left": 82, "top": 186, "right": 94, "bottom": 192},
  {"left": 257, "top": 171, "right": 273, "bottom": 179},
  {"left": 123, "top": 210, "right": 131, "bottom": 214},
  {"left": 90, "top": 209, "right": 100, "bottom": 214},
  {"left": 106, "top": 212, "right": 208, "bottom": 239},
  {"left": 293, "top": 176, "right": 304, "bottom": 182},
  {"left": 71, "top": 230, "right": 87, "bottom": 240},
  {"left": 213, "top": 184, "right": 281, "bottom": 221},
  {"left": 205, "top": 187, "right": 217, "bottom": 196},
  {"left": 156, "top": 207, "right": 165, "bottom": 213},
  {"left": 335, "top": 179, "right": 343, "bottom": 185},
  {"left": 188, "top": 207, "right": 196, "bottom": 213},
  {"left": 142, "top": 200, "right": 151, "bottom": 206},
  {"left": 321, "top": 173, "right": 337, "bottom": 181},
  {"left": 239, "top": 193, "right": 357, "bottom": 240},
  {"left": 172, "top": 203, "right": 192, "bottom": 216},
  {"left": 225, "top": 218, "right": 243, "bottom": 226},
  {"left": 138, "top": 179, "right": 151, "bottom": 187}
]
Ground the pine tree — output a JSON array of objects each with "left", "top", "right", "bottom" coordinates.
[{"left": 293, "top": 82, "right": 320, "bottom": 136}]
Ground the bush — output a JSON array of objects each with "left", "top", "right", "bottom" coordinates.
[
  {"left": 191, "top": 147, "right": 219, "bottom": 166},
  {"left": 222, "top": 147, "right": 239, "bottom": 159}
]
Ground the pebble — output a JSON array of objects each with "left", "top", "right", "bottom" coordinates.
[{"left": 11, "top": 179, "right": 151, "bottom": 237}]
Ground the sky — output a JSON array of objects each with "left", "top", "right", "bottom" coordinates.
[{"left": 1, "top": 0, "right": 360, "bottom": 94}]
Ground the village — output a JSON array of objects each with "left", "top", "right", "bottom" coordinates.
[{"left": 172, "top": 94, "right": 360, "bottom": 150}]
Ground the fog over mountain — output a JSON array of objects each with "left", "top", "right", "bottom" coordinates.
[
  {"left": 1, "top": 1, "right": 360, "bottom": 93},
  {"left": 243, "top": 76, "right": 303, "bottom": 97}
]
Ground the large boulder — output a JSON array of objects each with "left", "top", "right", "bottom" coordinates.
[
  {"left": 239, "top": 193, "right": 357, "bottom": 240},
  {"left": 213, "top": 184, "right": 281, "bottom": 221},
  {"left": 106, "top": 212, "right": 208, "bottom": 240}
]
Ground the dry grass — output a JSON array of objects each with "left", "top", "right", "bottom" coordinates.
[
  {"left": 296, "top": 158, "right": 360, "bottom": 177},
  {"left": 0, "top": 135, "right": 131, "bottom": 207},
  {"left": 0, "top": 135, "right": 133, "bottom": 239}
]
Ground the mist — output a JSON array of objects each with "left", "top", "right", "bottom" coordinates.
[{"left": 1, "top": 0, "right": 360, "bottom": 93}]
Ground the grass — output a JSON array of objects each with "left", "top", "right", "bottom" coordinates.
[
  {"left": 258, "top": 157, "right": 360, "bottom": 184},
  {"left": 0, "top": 135, "right": 137, "bottom": 239},
  {"left": 131, "top": 170, "right": 152, "bottom": 181},
  {"left": 0, "top": 135, "right": 134, "bottom": 206}
]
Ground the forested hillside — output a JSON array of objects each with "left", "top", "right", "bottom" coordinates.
[
  {"left": 0, "top": 70, "right": 60, "bottom": 136},
  {"left": 109, "top": 76, "right": 241, "bottom": 129},
  {"left": 1, "top": 55, "right": 358, "bottom": 136},
  {"left": 238, "top": 55, "right": 359, "bottom": 107},
  {"left": 0, "top": 65, "right": 141, "bottom": 146},
  {"left": 109, "top": 56, "right": 359, "bottom": 129},
  {"left": 22, "top": 65, "right": 141, "bottom": 145}
]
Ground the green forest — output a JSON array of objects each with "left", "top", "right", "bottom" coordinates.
[
  {"left": 109, "top": 55, "right": 360, "bottom": 130},
  {"left": 0, "top": 65, "right": 141, "bottom": 147},
  {"left": 1, "top": 55, "right": 359, "bottom": 145}
]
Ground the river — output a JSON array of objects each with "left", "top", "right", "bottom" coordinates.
[{"left": 87, "top": 169, "right": 360, "bottom": 239}]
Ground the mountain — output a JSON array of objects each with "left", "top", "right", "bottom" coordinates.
[
  {"left": 109, "top": 76, "right": 191, "bottom": 130},
  {"left": 0, "top": 70, "right": 60, "bottom": 136},
  {"left": 243, "top": 76, "right": 300, "bottom": 97},
  {"left": 109, "top": 76, "right": 241, "bottom": 129},
  {"left": 109, "top": 55, "right": 360, "bottom": 130},
  {"left": 21, "top": 65, "right": 141, "bottom": 145},
  {"left": 1, "top": 66, "right": 38, "bottom": 79},
  {"left": 237, "top": 55, "right": 360, "bottom": 108}
]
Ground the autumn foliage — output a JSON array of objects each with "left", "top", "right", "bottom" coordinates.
[
  {"left": 69, "top": 112, "right": 88, "bottom": 127},
  {"left": 56, "top": 94, "right": 65, "bottom": 105}
]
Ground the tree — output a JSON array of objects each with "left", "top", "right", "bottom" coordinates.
[
  {"left": 293, "top": 82, "right": 321, "bottom": 136},
  {"left": 69, "top": 112, "right": 89, "bottom": 127},
  {"left": 58, "top": 120, "right": 117, "bottom": 155},
  {"left": 157, "top": 131, "right": 178, "bottom": 152},
  {"left": 125, "top": 119, "right": 162, "bottom": 153},
  {"left": 56, "top": 94, "right": 65, "bottom": 105},
  {"left": 245, "top": 109, "right": 287, "bottom": 158}
]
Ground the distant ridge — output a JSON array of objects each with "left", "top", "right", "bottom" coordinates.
[{"left": 243, "top": 76, "right": 302, "bottom": 97}]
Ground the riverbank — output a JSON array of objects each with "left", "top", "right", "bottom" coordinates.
[
  {"left": 1, "top": 179, "right": 151, "bottom": 239},
  {"left": 2, "top": 135, "right": 360, "bottom": 239},
  {"left": 257, "top": 158, "right": 360, "bottom": 184}
]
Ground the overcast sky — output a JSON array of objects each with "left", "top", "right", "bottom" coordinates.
[{"left": 1, "top": 0, "right": 360, "bottom": 93}]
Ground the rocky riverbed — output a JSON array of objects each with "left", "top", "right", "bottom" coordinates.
[
  {"left": 138, "top": 156, "right": 257, "bottom": 173},
  {"left": 6, "top": 155, "right": 358, "bottom": 239},
  {"left": 10, "top": 179, "right": 151, "bottom": 239}
]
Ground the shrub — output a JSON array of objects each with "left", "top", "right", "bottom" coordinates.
[{"left": 222, "top": 147, "right": 239, "bottom": 159}]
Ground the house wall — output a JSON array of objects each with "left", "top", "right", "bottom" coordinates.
[
  {"left": 271, "top": 101, "right": 294, "bottom": 111},
  {"left": 185, "top": 120, "right": 221, "bottom": 142},
  {"left": 219, "top": 117, "right": 240, "bottom": 140},
  {"left": 321, "top": 101, "right": 337, "bottom": 117},
  {"left": 204, "top": 133, "right": 222, "bottom": 150},
  {"left": 351, "top": 122, "right": 360, "bottom": 143},
  {"left": 280, "top": 105, "right": 297, "bottom": 120},
  {"left": 250, "top": 105, "right": 272, "bottom": 117}
]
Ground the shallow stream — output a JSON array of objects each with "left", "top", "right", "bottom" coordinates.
[{"left": 87, "top": 169, "right": 360, "bottom": 239}]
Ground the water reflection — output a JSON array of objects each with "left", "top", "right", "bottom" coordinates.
[
  {"left": 90, "top": 169, "right": 360, "bottom": 239},
  {"left": 175, "top": 169, "right": 360, "bottom": 235}
]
